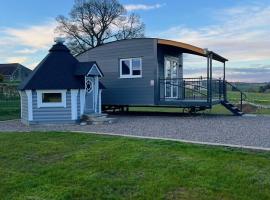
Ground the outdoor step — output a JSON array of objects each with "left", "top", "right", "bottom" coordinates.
[
  {"left": 83, "top": 113, "right": 108, "bottom": 117},
  {"left": 81, "top": 113, "right": 117, "bottom": 125},
  {"left": 221, "top": 100, "right": 244, "bottom": 116},
  {"left": 88, "top": 118, "right": 117, "bottom": 125},
  {"left": 89, "top": 117, "right": 116, "bottom": 122}
]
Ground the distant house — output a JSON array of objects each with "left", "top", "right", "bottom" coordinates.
[
  {"left": 0, "top": 63, "right": 32, "bottom": 82},
  {"left": 18, "top": 40, "right": 104, "bottom": 125}
]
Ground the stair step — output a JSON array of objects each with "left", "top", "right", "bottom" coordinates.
[
  {"left": 91, "top": 118, "right": 117, "bottom": 125},
  {"left": 89, "top": 117, "right": 116, "bottom": 122},
  {"left": 83, "top": 113, "right": 108, "bottom": 117},
  {"left": 221, "top": 101, "right": 244, "bottom": 116},
  {"left": 81, "top": 113, "right": 117, "bottom": 125}
]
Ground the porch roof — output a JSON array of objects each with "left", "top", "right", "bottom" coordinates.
[{"left": 157, "top": 39, "right": 228, "bottom": 63}]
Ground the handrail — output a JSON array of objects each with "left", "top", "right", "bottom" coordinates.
[
  {"left": 158, "top": 77, "right": 247, "bottom": 111},
  {"left": 159, "top": 77, "right": 210, "bottom": 100},
  {"left": 225, "top": 81, "right": 247, "bottom": 111}
]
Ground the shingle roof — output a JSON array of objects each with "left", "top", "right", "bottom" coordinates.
[
  {"left": 75, "top": 62, "right": 95, "bottom": 75},
  {"left": 0, "top": 63, "right": 29, "bottom": 76},
  {"left": 19, "top": 42, "right": 104, "bottom": 90}
]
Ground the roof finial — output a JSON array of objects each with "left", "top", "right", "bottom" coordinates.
[{"left": 54, "top": 37, "right": 65, "bottom": 44}]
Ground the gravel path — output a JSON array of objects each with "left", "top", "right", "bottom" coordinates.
[{"left": 1, "top": 113, "right": 270, "bottom": 148}]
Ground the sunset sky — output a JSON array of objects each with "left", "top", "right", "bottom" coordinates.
[{"left": 0, "top": 0, "right": 270, "bottom": 82}]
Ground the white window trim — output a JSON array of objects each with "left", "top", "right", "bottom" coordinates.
[
  {"left": 71, "top": 89, "right": 78, "bottom": 120},
  {"left": 18, "top": 91, "right": 23, "bottom": 118},
  {"left": 25, "top": 90, "right": 33, "bottom": 121},
  {"left": 87, "top": 64, "right": 103, "bottom": 77},
  {"left": 37, "top": 90, "right": 67, "bottom": 108},
  {"left": 80, "top": 89, "right": 86, "bottom": 115},
  {"left": 120, "top": 57, "right": 142, "bottom": 78}
]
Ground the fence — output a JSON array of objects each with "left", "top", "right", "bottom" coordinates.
[{"left": 0, "top": 83, "right": 20, "bottom": 111}]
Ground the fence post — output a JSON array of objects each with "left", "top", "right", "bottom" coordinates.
[
  {"left": 223, "top": 81, "right": 227, "bottom": 101},
  {"left": 240, "top": 93, "right": 243, "bottom": 111}
]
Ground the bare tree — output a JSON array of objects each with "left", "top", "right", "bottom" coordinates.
[{"left": 56, "top": 0, "right": 145, "bottom": 55}]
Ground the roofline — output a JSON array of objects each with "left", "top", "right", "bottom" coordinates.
[
  {"left": 157, "top": 39, "right": 228, "bottom": 62},
  {"left": 0, "top": 63, "right": 32, "bottom": 70},
  {"left": 76, "top": 37, "right": 228, "bottom": 62}
]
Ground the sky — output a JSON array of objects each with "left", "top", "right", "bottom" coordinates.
[{"left": 0, "top": 0, "right": 270, "bottom": 82}]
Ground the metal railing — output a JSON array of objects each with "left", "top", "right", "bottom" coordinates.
[
  {"left": 224, "top": 81, "right": 247, "bottom": 111},
  {"left": 159, "top": 77, "right": 247, "bottom": 111},
  {"left": 0, "top": 83, "right": 20, "bottom": 109},
  {"left": 159, "top": 77, "right": 225, "bottom": 102}
]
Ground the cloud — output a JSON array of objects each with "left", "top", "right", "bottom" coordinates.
[
  {"left": 184, "top": 65, "right": 270, "bottom": 83},
  {"left": 15, "top": 48, "right": 38, "bottom": 54},
  {"left": 155, "top": 4, "right": 270, "bottom": 82},
  {"left": 124, "top": 3, "right": 165, "bottom": 11},
  {"left": 1, "top": 20, "right": 57, "bottom": 49},
  {"left": 0, "top": 20, "right": 57, "bottom": 69},
  {"left": 5, "top": 56, "right": 28, "bottom": 64},
  {"left": 156, "top": 5, "right": 270, "bottom": 61}
]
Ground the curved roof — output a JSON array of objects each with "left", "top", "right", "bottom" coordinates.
[
  {"left": 77, "top": 38, "right": 228, "bottom": 63},
  {"left": 157, "top": 39, "right": 228, "bottom": 62}
]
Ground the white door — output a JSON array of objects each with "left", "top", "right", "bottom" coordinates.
[{"left": 164, "top": 57, "right": 178, "bottom": 99}]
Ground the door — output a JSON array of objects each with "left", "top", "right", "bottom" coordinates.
[
  {"left": 84, "top": 77, "right": 95, "bottom": 113},
  {"left": 164, "top": 57, "right": 179, "bottom": 99}
]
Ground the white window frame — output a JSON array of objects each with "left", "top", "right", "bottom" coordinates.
[
  {"left": 120, "top": 57, "right": 142, "bottom": 78},
  {"left": 37, "top": 90, "right": 67, "bottom": 108}
]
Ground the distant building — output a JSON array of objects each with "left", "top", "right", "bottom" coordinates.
[{"left": 0, "top": 63, "right": 32, "bottom": 82}]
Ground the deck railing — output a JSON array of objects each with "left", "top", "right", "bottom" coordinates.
[
  {"left": 223, "top": 81, "right": 247, "bottom": 111},
  {"left": 159, "top": 77, "right": 225, "bottom": 102}
]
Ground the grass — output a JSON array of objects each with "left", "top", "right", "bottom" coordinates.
[
  {"left": 128, "top": 91, "right": 270, "bottom": 115},
  {"left": 0, "top": 91, "right": 269, "bottom": 121},
  {"left": 228, "top": 91, "right": 270, "bottom": 106},
  {"left": 0, "top": 132, "right": 270, "bottom": 200},
  {"left": 0, "top": 107, "right": 20, "bottom": 121},
  {"left": 0, "top": 100, "right": 20, "bottom": 121}
]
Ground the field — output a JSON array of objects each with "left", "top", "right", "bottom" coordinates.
[
  {"left": 227, "top": 91, "right": 270, "bottom": 105},
  {"left": 0, "top": 97, "right": 20, "bottom": 121},
  {"left": 0, "top": 83, "right": 20, "bottom": 120},
  {"left": 1, "top": 132, "right": 270, "bottom": 200}
]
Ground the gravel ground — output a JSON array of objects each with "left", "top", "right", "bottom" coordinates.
[{"left": 1, "top": 113, "right": 270, "bottom": 148}]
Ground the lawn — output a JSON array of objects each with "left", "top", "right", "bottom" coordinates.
[
  {"left": 1, "top": 132, "right": 270, "bottom": 200},
  {"left": 0, "top": 101, "right": 20, "bottom": 121},
  {"left": 227, "top": 91, "right": 270, "bottom": 106}
]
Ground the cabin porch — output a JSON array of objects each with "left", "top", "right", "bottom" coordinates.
[
  {"left": 158, "top": 77, "right": 225, "bottom": 108},
  {"left": 156, "top": 45, "right": 245, "bottom": 115}
]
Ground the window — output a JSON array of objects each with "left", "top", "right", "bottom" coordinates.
[
  {"left": 120, "top": 58, "right": 142, "bottom": 78},
  {"left": 42, "top": 93, "right": 62, "bottom": 103},
  {"left": 37, "top": 90, "right": 66, "bottom": 108}
]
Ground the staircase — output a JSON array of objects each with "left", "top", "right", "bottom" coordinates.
[
  {"left": 221, "top": 100, "right": 244, "bottom": 116},
  {"left": 221, "top": 81, "right": 247, "bottom": 116},
  {"left": 81, "top": 113, "right": 117, "bottom": 125}
]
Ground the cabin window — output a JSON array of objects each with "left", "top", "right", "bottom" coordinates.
[
  {"left": 120, "top": 58, "right": 142, "bottom": 78},
  {"left": 42, "top": 93, "right": 62, "bottom": 103},
  {"left": 37, "top": 90, "right": 66, "bottom": 108}
]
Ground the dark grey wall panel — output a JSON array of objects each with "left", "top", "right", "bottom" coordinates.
[{"left": 77, "top": 39, "right": 157, "bottom": 105}]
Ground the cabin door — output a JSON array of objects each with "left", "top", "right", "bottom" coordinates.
[
  {"left": 84, "top": 77, "right": 95, "bottom": 113},
  {"left": 164, "top": 57, "right": 178, "bottom": 99}
]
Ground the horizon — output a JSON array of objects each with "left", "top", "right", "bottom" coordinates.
[{"left": 0, "top": 0, "right": 270, "bottom": 82}]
